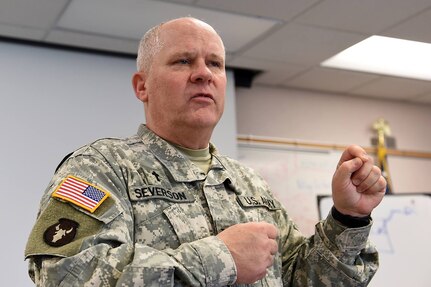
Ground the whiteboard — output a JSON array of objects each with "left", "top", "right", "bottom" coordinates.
[{"left": 319, "top": 194, "right": 431, "bottom": 287}]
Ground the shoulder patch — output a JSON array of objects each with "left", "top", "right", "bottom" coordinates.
[
  {"left": 52, "top": 175, "right": 110, "bottom": 213},
  {"left": 44, "top": 218, "right": 79, "bottom": 247},
  {"left": 25, "top": 199, "right": 103, "bottom": 259}
]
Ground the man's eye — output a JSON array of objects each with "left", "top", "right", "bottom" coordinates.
[
  {"left": 210, "top": 60, "right": 225, "bottom": 69},
  {"left": 209, "top": 61, "right": 222, "bottom": 68},
  {"left": 177, "top": 59, "right": 189, "bottom": 64}
]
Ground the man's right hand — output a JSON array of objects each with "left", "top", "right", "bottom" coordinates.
[{"left": 217, "top": 222, "right": 278, "bottom": 284}]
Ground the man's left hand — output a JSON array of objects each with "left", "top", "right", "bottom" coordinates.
[{"left": 332, "top": 145, "right": 386, "bottom": 217}]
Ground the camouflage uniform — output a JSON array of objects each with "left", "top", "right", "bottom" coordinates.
[{"left": 25, "top": 125, "right": 378, "bottom": 286}]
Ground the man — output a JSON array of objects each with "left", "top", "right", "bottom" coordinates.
[{"left": 25, "top": 17, "right": 386, "bottom": 286}]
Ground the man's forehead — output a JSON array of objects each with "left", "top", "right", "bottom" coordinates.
[
  {"left": 160, "top": 18, "right": 222, "bottom": 43},
  {"left": 159, "top": 32, "right": 224, "bottom": 56}
]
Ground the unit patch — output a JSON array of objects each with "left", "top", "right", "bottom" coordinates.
[
  {"left": 237, "top": 195, "right": 280, "bottom": 211},
  {"left": 44, "top": 218, "right": 79, "bottom": 247},
  {"left": 131, "top": 185, "right": 195, "bottom": 203},
  {"left": 25, "top": 199, "right": 104, "bottom": 259},
  {"left": 52, "top": 175, "right": 110, "bottom": 213}
]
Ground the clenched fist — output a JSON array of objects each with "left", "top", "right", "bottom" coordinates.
[
  {"left": 332, "top": 145, "right": 386, "bottom": 217},
  {"left": 217, "top": 222, "right": 278, "bottom": 284}
]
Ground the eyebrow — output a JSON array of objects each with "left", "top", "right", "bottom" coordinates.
[
  {"left": 170, "top": 51, "right": 195, "bottom": 59},
  {"left": 170, "top": 51, "right": 224, "bottom": 61},
  {"left": 208, "top": 53, "right": 225, "bottom": 62}
]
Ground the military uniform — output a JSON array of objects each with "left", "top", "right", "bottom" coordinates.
[{"left": 25, "top": 125, "right": 378, "bottom": 286}]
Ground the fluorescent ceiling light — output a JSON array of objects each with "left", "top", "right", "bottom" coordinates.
[{"left": 321, "top": 35, "right": 431, "bottom": 81}]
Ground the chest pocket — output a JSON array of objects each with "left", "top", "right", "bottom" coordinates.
[
  {"left": 129, "top": 181, "right": 204, "bottom": 249},
  {"left": 234, "top": 195, "right": 283, "bottom": 287}
]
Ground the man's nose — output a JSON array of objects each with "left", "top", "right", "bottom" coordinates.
[{"left": 190, "top": 60, "right": 212, "bottom": 83}]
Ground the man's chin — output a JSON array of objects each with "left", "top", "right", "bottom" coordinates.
[{"left": 188, "top": 111, "right": 222, "bottom": 128}]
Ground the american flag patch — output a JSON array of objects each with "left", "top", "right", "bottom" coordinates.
[{"left": 52, "top": 176, "right": 110, "bottom": 213}]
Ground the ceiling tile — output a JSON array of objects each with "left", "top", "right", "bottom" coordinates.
[
  {"left": 230, "top": 56, "right": 309, "bottom": 86},
  {"left": 383, "top": 8, "right": 431, "bottom": 43},
  {"left": 195, "top": 0, "right": 320, "bottom": 21},
  {"left": 295, "top": 0, "right": 431, "bottom": 34},
  {"left": 253, "top": 68, "right": 305, "bottom": 86},
  {"left": 57, "top": 0, "right": 165, "bottom": 39},
  {"left": 45, "top": 29, "right": 139, "bottom": 54},
  {"left": 0, "top": 23, "right": 46, "bottom": 41},
  {"left": 242, "top": 23, "right": 365, "bottom": 65},
  {"left": 164, "top": 0, "right": 195, "bottom": 4},
  {"left": 57, "top": 0, "right": 278, "bottom": 52},
  {"left": 228, "top": 55, "right": 306, "bottom": 72},
  {"left": 0, "top": 0, "right": 69, "bottom": 29},
  {"left": 349, "top": 77, "right": 431, "bottom": 100},
  {"left": 284, "top": 67, "right": 378, "bottom": 93}
]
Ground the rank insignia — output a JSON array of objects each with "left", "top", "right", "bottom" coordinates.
[
  {"left": 44, "top": 218, "right": 79, "bottom": 247},
  {"left": 52, "top": 175, "right": 110, "bottom": 213}
]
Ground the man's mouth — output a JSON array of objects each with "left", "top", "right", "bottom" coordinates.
[{"left": 192, "top": 93, "right": 214, "bottom": 101}]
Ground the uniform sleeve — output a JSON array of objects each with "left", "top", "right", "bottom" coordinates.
[
  {"left": 215, "top": 155, "right": 379, "bottom": 286},
  {"left": 25, "top": 147, "right": 237, "bottom": 287},
  {"left": 279, "top": 206, "right": 378, "bottom": 286}
]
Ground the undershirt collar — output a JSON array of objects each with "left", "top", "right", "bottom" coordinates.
[{"left": 172, "top": 144, "right": 212, "bottom": 174}]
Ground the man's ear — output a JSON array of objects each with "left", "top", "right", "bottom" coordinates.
[{"left": 132, "top": 72, "right": 148, "bottom": 102}]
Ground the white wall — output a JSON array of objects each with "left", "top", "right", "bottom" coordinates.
[
  {"left": 237, "top": 85, "right": 431, "bottom": 152},
  {"left": 236, "top": 85, "right": 431, "bottom": 193},
  {"left": 0, "top": 40, "right": 236, "bottom": 286}
]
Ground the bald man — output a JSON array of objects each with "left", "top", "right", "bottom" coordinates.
[{"left": 25, "top": 17, "right": 385, "bottom": 286}]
